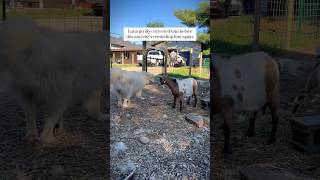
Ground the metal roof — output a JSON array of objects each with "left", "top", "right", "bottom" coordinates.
[{"left": 110, "top": 36, "right": 142, "bottom": 49}]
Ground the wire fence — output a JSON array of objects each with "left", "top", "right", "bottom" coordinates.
[
  {"left": 213, "top": 0, "right": 320, "bottom": 55},
  {"left": 1, "top": 0, "right": 103, "bottom": 32}
]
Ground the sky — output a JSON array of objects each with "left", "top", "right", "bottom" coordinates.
[{"left": 110, "top": 0, "right": 208, "bottom": 37}]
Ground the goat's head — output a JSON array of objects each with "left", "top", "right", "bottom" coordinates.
[{"left": 159, "top": 77, "right": 167, "bottom": 85}]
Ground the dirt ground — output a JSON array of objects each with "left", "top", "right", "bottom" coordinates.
[
  {"left": 0, "top": 88, "right": 108, "bottom": 179},
  {"left": 110, "top": 82, "right": 210, "bottom": 179},
  {"left": 213, "top": 58, "right": 320, "bottom": 179}
]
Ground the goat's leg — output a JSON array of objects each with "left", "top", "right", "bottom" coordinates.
[
  {"left": 187, "top": 96, "right": 191, "bottom": 105},
  {"left": 245, "top": 111, "right": 257, "bottom": 137},
  {"left": 222, "top": 110, "right": 232, "bottom": 153},
  {"left": 40, "top": 109, "right": 65, "bottom": 144},
  {"left": 20, "top": 98, "right": 39, "bottom": 143},
  {"left": 179, "top": 96, "right": 183, "bottom": 111},
  {"left": 267, "top": 91, "right": 280, "bottom": 145},
  {"left": 193, "top": 93, "right": 197, "bottom": 107},
  {"left": 136, "top": 89, "right": 145, "bottom": 100},
  {"left": 267, "top": 113, "right": 279, "bottom": 145},
  {"left": 172, "top": 96, "right": 176, "bottom": 108},
  {"left": 84, "top": 87, "right": 108, "bottom": 121},
  {"left": 115, "top": 90, "right": 122, "bottom": 107}
]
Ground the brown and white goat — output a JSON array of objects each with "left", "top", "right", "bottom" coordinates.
[
  {"left": 160, "top": 77, "right": 198, "bottom": 111},
  {"left": 292, "top": 48, "right": 320, "bottom": 113},
  {"left": 213, "top": 52, "right": 280, "bottom": 153}
]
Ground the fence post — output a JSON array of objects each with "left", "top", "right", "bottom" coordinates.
[
  {"left": 39, "top": 0, "right": 44, "bottom": 8},
  {"left": 164, "top": 50, "right": 168, "bottom": 76},
  {"left": 189, "top": 48, "right": 193, "bottom": 77},
  {"left": 2, "top": 0, "right": 6, "bottom": 21},
  {"left": 286, "top": 0, "right": 294, "bottom": 50},
  {"left": 199, "top": 52, "right": 203, "bottom": 78},
  {"left": 252, "top": 0, "right": 261, "bottom": 51},
  {"left": 142, "top": 41, "right": 147, "bottom": 72}
]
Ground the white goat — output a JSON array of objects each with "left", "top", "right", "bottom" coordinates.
[
  {"left": 110, "top": 68, "right": 154, "bottom": 107},
  {"left": 213, "top": 52, "right": 280, "bottom": 153}
]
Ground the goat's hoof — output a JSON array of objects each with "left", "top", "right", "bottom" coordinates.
[
  {"left": 267, "top": 137, "right": 276, "bottom": 145},
  {"left": 172, "top": 106, "right": 175, "bottom": 108},
  {"left": 40, "top": 133, "right": 58, "bottom": 145}
]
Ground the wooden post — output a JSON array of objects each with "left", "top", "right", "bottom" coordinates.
[
  {"left": 286, "top": 0, "right": 294, "bottom": 50},
  {"left": 2, "top": 0, "right": 6, "bottom": 21},
  {"left": 10, "top": 0, "right": 15, "bottom": 8},
  {"left": 199, "top": 52, "right": 203, "bottom": 78},
  {"left": 164, "top": 50, "right": 168, "bottom": 76},
  {"left": 131, "top": 52, "right": 135, "bottom": 64},
  {"left": 189, "top": 48, "right": 193, "bottom": 77},
  {"left": 121, "top": 52, "right": 124, "bottom": 64},
  {"left": 39, "top": 0, "right": 44, "bottom": 8},
  {"left": 252, "top": 0, "right": 261, "bottom": 51},
  {"left": 142, "top": 41, "right": 147, "bottom": 72}
]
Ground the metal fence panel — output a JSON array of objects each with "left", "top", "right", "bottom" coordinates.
[{"left": 213, "top": 0, "right": 320, "bottom": 55}]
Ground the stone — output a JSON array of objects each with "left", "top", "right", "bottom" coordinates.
[
  {"left": 139, "top": 136, "right": 150, "bottom": 144},
  {"left": 185, "top": 114, "right": 204, "bottom": 128},
  {"left": 114, "top": 142, "right": 127, "bottom": 154},
  {"left": 239, "top": 164, "right": 313, "bottom": 180},
  {"left": 163, "top": 114, "right": 168, "bottom": 119}
]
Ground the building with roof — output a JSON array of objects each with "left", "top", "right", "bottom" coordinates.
[{"left": 110, "top": 36, "right": 142, "bottom": 64}]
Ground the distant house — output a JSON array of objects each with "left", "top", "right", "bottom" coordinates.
[{"left": 110, "top": 36, "right": 142, "bottom": 64}]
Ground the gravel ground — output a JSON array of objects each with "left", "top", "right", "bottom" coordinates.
[
  {"left": 110, "top": 83, "right": 210, "bottom": 179},
  {"left": 0, "top": 88, "right": 108, "bottom": 179},
  {"left": 213, "top": 58, "right": 320, "bottom": 179}
]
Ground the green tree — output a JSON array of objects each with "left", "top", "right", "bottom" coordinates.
[
  {"left": 174, "top": 10, "right": 197, "bottom": 27},
  {"left": 146, "top": 20, "right": 165, "bottom": 27},
  {"left": 174, "top": 1, "right": 210, "bottom": 53}
]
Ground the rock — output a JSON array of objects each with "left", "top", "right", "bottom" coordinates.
[
  {"left": 139, "top": 136, "right": 150, "bottom": 144},
  {"left": 119, "top": 160, "right": 136, "bottom": 174},
  {"left": 163, "top": 114, "right": 168, "bottom": 119},
  {"left": 114, "top": 142, "right": 127, "bottom": 154},
  {"left": 133, "top": 128, "right": 150, "bottom": 135},
  {"left": 185, "top": 114, "right": 204, "bottom": 128},
  {"left": 126, "top": 114, "right": 131, "bottom": 118},
  {"left": 239, "top": 164, "right": 313, "bottom": 180}
]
